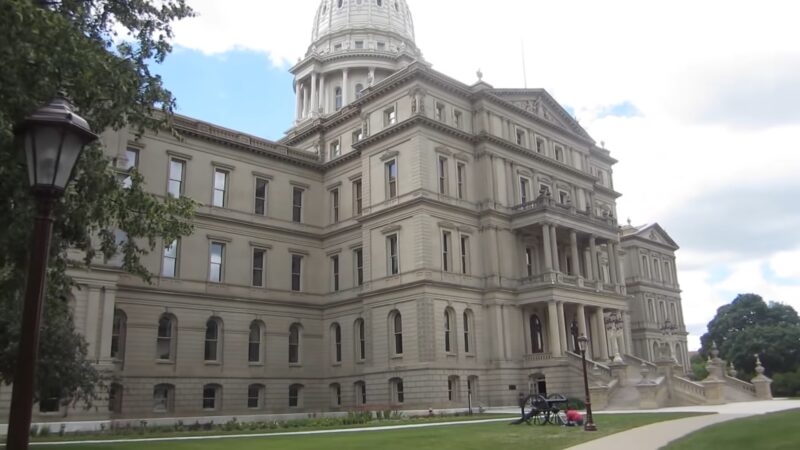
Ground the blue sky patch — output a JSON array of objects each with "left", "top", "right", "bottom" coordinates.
[
  {"left": 597, "top": 101, "right": 643, "bottom": 119},
  {"left": 154, "top": 46, "right": 296, "bottom": 140},
  {"left": 762, "top": 261, "right": 799, "bottom": 287},
  {"left": 705, "top": 265, "right": 733, "bottom": 284}
]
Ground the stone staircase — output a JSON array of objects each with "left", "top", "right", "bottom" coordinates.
[{"left": 565, "top": 351, "right": 772, "bottom": 410}]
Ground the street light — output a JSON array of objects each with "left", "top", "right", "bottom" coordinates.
[
  {"left": 6, "top": 97, "right": 97, "bottom": 450},
  {"left": 577, "top": 335, "right": 597, "bottom": 431}
]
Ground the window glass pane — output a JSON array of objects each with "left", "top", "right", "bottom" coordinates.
[{"left": 255, "top": 178, "right": 268, "bottom": 215}]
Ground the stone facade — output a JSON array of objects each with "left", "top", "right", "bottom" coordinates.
[{"left": 0, "top": 0, "right": 692, "bottom": 423}]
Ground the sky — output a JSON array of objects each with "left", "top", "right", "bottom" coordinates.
[{"left": 153, "top": 0, "right": 800, "bottom": 350}]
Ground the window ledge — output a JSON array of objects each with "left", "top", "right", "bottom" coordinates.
[
  {"left": 465, "top": 353, "right": 475, "bottom": 358},
  {"left": 155, "top": 359, "right": 174, "bottom": 365},
  {"left": 248, "top": 362, "right": 265, "bottom": 367},
  {"left": 289, "top": 363, "right": 303, "bottom": 368},
  {"left": 332, "top": 363, "right": 342, "bottom": 367},
  {"left": 390, "top": 355, "right": 403, "bottom": 360},
  {"left": 356, "top": 360, "right": 366, "bottom": 365},
  {"left": 204, "top": 361, "right": 222, "bottom": 366}
]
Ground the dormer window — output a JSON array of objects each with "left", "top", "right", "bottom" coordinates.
[
  {"left": 334, "top": 43, "right": 342, "bottom": 51},
  {"left": 377, "top": 42, "right": 386, "bottom": 50},
  {"left": 355, "top": 40, "right": 364, "bottom": 49}
]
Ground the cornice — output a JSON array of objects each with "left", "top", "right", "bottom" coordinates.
[
  {"left": 595, "top": 184, "right": 623, "bottom": 199},
  {"left": 590, "top": 146, "right": 619, "bottom": 164},
  {"left": 476, "top": 132, "right": 597, "bottom": 182}
]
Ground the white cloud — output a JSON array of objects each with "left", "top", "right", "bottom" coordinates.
[{"left": 170, "top": 0, "right": 800, "bottom": 350}]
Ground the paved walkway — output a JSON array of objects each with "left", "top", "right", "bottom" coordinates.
[{"left": 564, "top": 399, "right": 800, "bottom": 450}]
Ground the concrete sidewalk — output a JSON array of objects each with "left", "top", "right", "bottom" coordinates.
[{"left": 564, "top": 399, "right": 800, "bottom": 450}]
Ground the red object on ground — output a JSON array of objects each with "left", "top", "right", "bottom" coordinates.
[{"left": 566, "top": 409, "right": 583, "bottom": 423}]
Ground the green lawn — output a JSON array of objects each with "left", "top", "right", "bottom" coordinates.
[
  {"left": 42, "top": 413, "right": 700, "bottom": 450},
  {"left": 663, "top": 409, "right": 800, "bottom": 450}
]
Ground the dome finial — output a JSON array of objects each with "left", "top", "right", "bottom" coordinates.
[{"left": 476, "top": 68, "right": 483, "bottom": 82}]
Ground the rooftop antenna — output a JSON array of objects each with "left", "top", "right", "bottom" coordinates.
[{"left": 521, "top": 39, "right": 528, "bottom": 89}]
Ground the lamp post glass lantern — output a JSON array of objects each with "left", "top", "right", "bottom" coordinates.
[
  {"left": 6, "top": 97, "right": 97, "bottom": 450},
  {"left": 577, "top": 335, "right": 597, "bottom": 431}
]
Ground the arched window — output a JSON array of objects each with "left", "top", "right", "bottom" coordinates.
[
  {"left": 390, "top": 311, "right": 403, "bottom": 355},
  {"left": 331, "top": 323, "right": 342, "bottom": 363},
  {"left": 653, "top": 257, "right": 661, "bottom": 281},
  {"left": 248, "top": 320, "right": 264, "bottom": 363},
  {"left": 337, "top": 0, "right": 343, "bottom": 7},
  {"left": 335, "top": 87, "right": 343, "bottom": 110},
  {"left": 289, "top": 384, "right": 303, "bottom": 407},
  {"left": 444, "top": 308, "right": 454, "bottom": 353},
  {"left": 355, "top": 83, "right": 364, "bottom": 99},
  {"left": 204, "top": 317, "right": 222, "bottom": 362},
  {"left": 463, "top": 310, "right": 473, "bottom": 354},
  {"left": 289, "top": 323, "right": 302, "bottom": 363},
  {"left": 108, "top": 383, "right": 123, "bottom": 414},
  {"left": 247, "top": 384, "right": 265, "bottom": 409},
  {"left": 355, "top": 318, "right": 366, "bottom": 361},
  {"left": 354, "top": 380, "right": 367, "bottom": 405},
  {"left": 153, "top": 384, "right": 174, "bottom": 413},
  {"left": 530, "top": 314, "right": 543, "bottom": 353},
  {"left": 202, "top": 384, "right": 221, "bottom": 410},
  {"left": 376, "top": 0, "right": 383, "bottom": 6},
  {"left": 447, "top": 376, "right": 460, "bottom": 401},
  {"left": 111, "top": 309, "right": 127, "bottom": 361},
  {"left": 390, "top": 377, "right": 404, "bottom": 404},
  {"left": 330, "top": 383, "right": 342, "bottom": 407},
  {"left": 156, "top": 314, "right": 176, "bottom": 361}
]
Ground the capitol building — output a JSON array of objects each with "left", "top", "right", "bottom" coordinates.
[{"left": 2, "top": 0, "right": 695, "bottom": 421}]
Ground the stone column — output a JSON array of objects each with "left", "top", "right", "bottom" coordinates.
[
  {"left": 342, "top": 69, "right": 349, "bottom": 107},
  {"left": 541, "top": 224, "right": 553, "bottom": 272},
  {"left": 310, "top": 72, "right": 318, "bottom": 116},
  {"left": 608, "top": 242, "right": 619, "bottom": 285},
  {"left": 583, "top": 248, "right": 593, "bottom": 280},
  {"left": 616, "top": 244, "right": 625, "bottom": 283},
  {"left": 576, "top": 304, "right": 587, "bottom": 338},
  {"left": 368, "top": 67, "right": 376, "bottom": 85},
  {"left": 295, "top": 80, "right": 303, "bottom": 120},
  {"left": 550, "top": 225, "right": 560, "bottom": 273},
  {"left": 597, "top": 307, "right": 609, "bottom": 361},
  {"left": 589, "top": 235, "right": 599, "bottom": 283},
  {"left": 623, "top": 311, "right": 633, "bottom": 357},
  {"left": 547, "top": 301, "right": 562, "bottom": 356},
  {"left": 557, "top": 301, "right": 568, "bottom": 353},
  {"left": 570, "top": 230, "right": 580, "bottom": 276},
  {"left": 301, "top": 84, "right": 308, "bottom": 118},
  {"left": 319, "top": 73, "right": 327, "bottom": 115}
]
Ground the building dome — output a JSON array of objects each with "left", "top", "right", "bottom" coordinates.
[{"left": 311, "top": 0, "right": 416, "bottom": 48}]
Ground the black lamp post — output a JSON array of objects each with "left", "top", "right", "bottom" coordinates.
[
  {"left": 577, "top": 335, "right": 597, "bottom": 431},
  {"left": 6, "top": 97, "right": 97, "bottom": 450}
]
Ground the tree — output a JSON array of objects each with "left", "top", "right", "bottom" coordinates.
[
  {"left": 700, "top": 293, "right": 800, "bottom": 379},
  {"left": 0, "top": 0, "right": 195, "bottom": 407}
]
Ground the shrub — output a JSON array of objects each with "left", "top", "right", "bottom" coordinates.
[
  {"left": 566, "top": 397, "right": 585, "bottom": 410},
  {"left": 772, "top": 369, "right": 800, "bottom": 397}
]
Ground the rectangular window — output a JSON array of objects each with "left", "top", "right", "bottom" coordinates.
[
  {"left": 435, "top": 102, "right": 445, "bottom": 122},
  {"left": 247, "top": 386, "right": 260, "bottom": 409},
  {"left": 442, "top": 230, "right": 452, "bottom": 272},
  {"left": 387, "top": 234, "right": 399, "bottom": 275},
  {"left": 385, "top": 160, "right": 397, "bottom": 199},
  {"left": 554, "top": 145, "right": 564, "bottom": 162},
  {"left": 384, "top": 106, "right": 397, "bottom": 126},
  {"left": 535, "top": 137, "right": 545, "bottom": 154},
  {"left": 377, "top": 41, "right": 386, "bottom": 50},
  {"left": 329, "top": 141, "right": 341, "bottom": 159},
  {"left": 291, "top": 254, "right": 303, "bottom": 291},
  {"left": 559, "top": 190, "right": 569, "bottom": 204},
  {"left": 352, "top": 128, "right": 364, "bottom": 143},
  {"left": 252, "top": 248, "right": 266, "bottom": 287},
  {"left": 209, "top": 242, "right": 224, "bottom": 283},
  {"left": 520, "top": 178, "right": 530, "bottom": 204},
  {"left": 331, "top": 188, "right": 340, "bottom": 223},
  {"left": 353, "top": 179, "right": 363, "bottom": 215},
  {"left": 122, "top": 148, "right": 139, "bottom": 188},
  {"left": 456, "top": 162, "right": 466, "bottom": 199},
  {"left": 460, "top": 235, "right": 469, "bottom": 274},
  {"left": 438, "top": 156, "right": 448, "bottom": 194},
  {"left": 167, "top": 159, "right": 185, "bottom": 198},
  {"left": 292, "top": 187, "right": 303, "bottom": 223},
  {"left": 515, "top": 128, "right": 526, "bottom": 146},
  {"left": 331, "top": 255, "right": 340, "bottom": 292},
  {"left": 254, "top": 177, "right": 268, "bottom": 215},
  {"left": 354, "top": 248, "right": 364, "bottom": 286},
  {"left": 525, "top": 247, "right": 533, "bottom": 277},
  {"left": 453, "top": 110, "right": 463, "bottom": 129},
  {"left": 212, "top": 168, "right": 228, "bottom": 207},
  {"left": 203, "top": 387, "right": 216, "bottom": 410},
  {"left": 289, "top": 386, "right": 300, "bottom": 407},
  {"left": 355, "top": 40, "right": 364, "bottom": 49},
  {"left": 162, "top": 239, "right": 179, "bottom": 278}
]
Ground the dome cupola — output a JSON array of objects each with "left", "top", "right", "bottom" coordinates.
[{"left": 311, "top": 0, "right": 416, "bottom": 52}]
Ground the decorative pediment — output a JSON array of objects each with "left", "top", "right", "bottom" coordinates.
[
  {"left": 632, "top": 223, "right": 679, "bottom": 250},
  {"left": 490, "top": 89, "right": 592, "bottom": 141}
]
